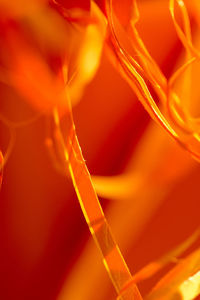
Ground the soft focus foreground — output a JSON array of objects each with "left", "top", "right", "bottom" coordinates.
[{"left": 0, "top": 0, "right": 200, "bottom": 300}]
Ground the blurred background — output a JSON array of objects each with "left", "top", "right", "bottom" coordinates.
[{"left": 0, "top": 0, "right": 200, "bottom": 299}]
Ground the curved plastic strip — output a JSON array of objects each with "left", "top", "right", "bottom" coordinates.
[{"left": 51, "top": 106, "right": 142, "bottom": 300}]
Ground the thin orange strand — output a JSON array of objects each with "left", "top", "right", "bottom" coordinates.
[{"left": 52, "top": 107, "right": 143, "bottom": 300}]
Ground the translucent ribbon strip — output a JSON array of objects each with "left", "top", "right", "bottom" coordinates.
[
  {"left": 51, "top": 107, "right": 142, "bottom": 300},
  {"left": 105, "top": 0, "right": 200, "bottom": 160}
]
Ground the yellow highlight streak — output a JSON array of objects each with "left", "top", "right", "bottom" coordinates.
[
  {"left": 179, "top": 271, "right": 200, "bottom": 300},
  {"left": 52, "top": 106, "right": 142, "bottom": 299},
  {"left": 146, "top": 246, "right": 200, "bottom": 300},
  {"left": 169, "top": 0, "right": 200, "bottom": 59},
  {"left": 106, "top": 0, "right": 200, "bottom": 160},
  {"left": 106, "top": 0, "right": 179, "bottom": 141}
]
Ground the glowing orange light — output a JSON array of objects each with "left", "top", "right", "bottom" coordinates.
[{"left": 0, "top": 1, "right": 200, "bottom": 300}]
